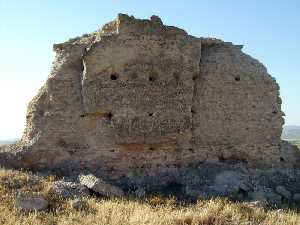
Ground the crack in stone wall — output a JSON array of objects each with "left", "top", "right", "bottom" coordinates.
[{"left": 189, "top": 40, "right": 202, "bottom": 160}]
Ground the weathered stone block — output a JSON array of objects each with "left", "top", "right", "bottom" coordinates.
[
  {"left": 79, "top": 174, "right": 124, "bottom": 198},
  {"left": 15, "top": 193, "right": 48, "bottom": 212}
]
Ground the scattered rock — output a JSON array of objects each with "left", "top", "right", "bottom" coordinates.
[
  {"left": 79, "top": 174, "right": 124, "bottom": 198},
  {"left": 185, "top": 186, "right": 203, "bottom": 198},
  {"left": 213, "top": 171, "right": 250, "bottom": 195},
  {"left": 266, "top": 191, "right": 282, "bottom": 206},
  {"left": 249, "top": 191, "right": 268, "bottom": 202},
  {"left": 70, "top": 198, "right": 87, "bottom": 210},
  {"left": 48, "top": 180, "right": 90, "bottom": 199},
  {"left": 276, "top": 186, "right": 292, "bottom": 199},
  {"left": 248, "top": 200, "right": 268, "bottom": 208},
  {"left": 249, "top": 189, "right": 282, "bottom": 206},
  {"left": 15, "top": 193, "right": 48, "bottom": 212},
  {"left": 134, "top": 188, "right": 146, "bottom": 198}
]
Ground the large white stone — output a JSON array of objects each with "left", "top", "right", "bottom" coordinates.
[{"left": 79, "top": 174, "right": 124, "bottom": 198}]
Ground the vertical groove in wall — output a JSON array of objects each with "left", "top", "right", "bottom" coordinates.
[
  {"left": 190, "top": 40, "right": 202, "bottom": 149},
  {"left": 79, "top": 37, "right": 98, "bottom": 115}
]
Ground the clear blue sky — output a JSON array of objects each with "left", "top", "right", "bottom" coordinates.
[{"left": 0, "top": 0, "right": 299, "bottom": 140}]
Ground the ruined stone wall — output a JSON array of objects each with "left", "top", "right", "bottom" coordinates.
[
  {"left": 2, "top": 14, "right": 297, "bottom": 186},
  {"left": 192, "top": 40, "right": 284, "bottom": 166}
]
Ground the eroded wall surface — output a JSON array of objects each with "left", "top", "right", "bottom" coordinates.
[{"left": 192, "top": 40, "right": 284, "bottom": 166}]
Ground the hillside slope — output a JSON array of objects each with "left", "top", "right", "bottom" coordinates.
[{"left": 282, "top": 126, "right": 300, "bottom": 140}]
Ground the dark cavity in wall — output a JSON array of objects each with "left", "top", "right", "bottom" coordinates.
[
  {"left": 149, "top": 71, "right": 158, "bottom": 82},
  {"left": 107, "top": 112, "right": 113, "bottom": 120},
  {"left": 110, "top": 73, "right": 118, "bottom": 80}
]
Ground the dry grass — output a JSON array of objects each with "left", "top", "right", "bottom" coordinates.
[{"left": 0, "top": 169, "right": 299, "bottom": 225}]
